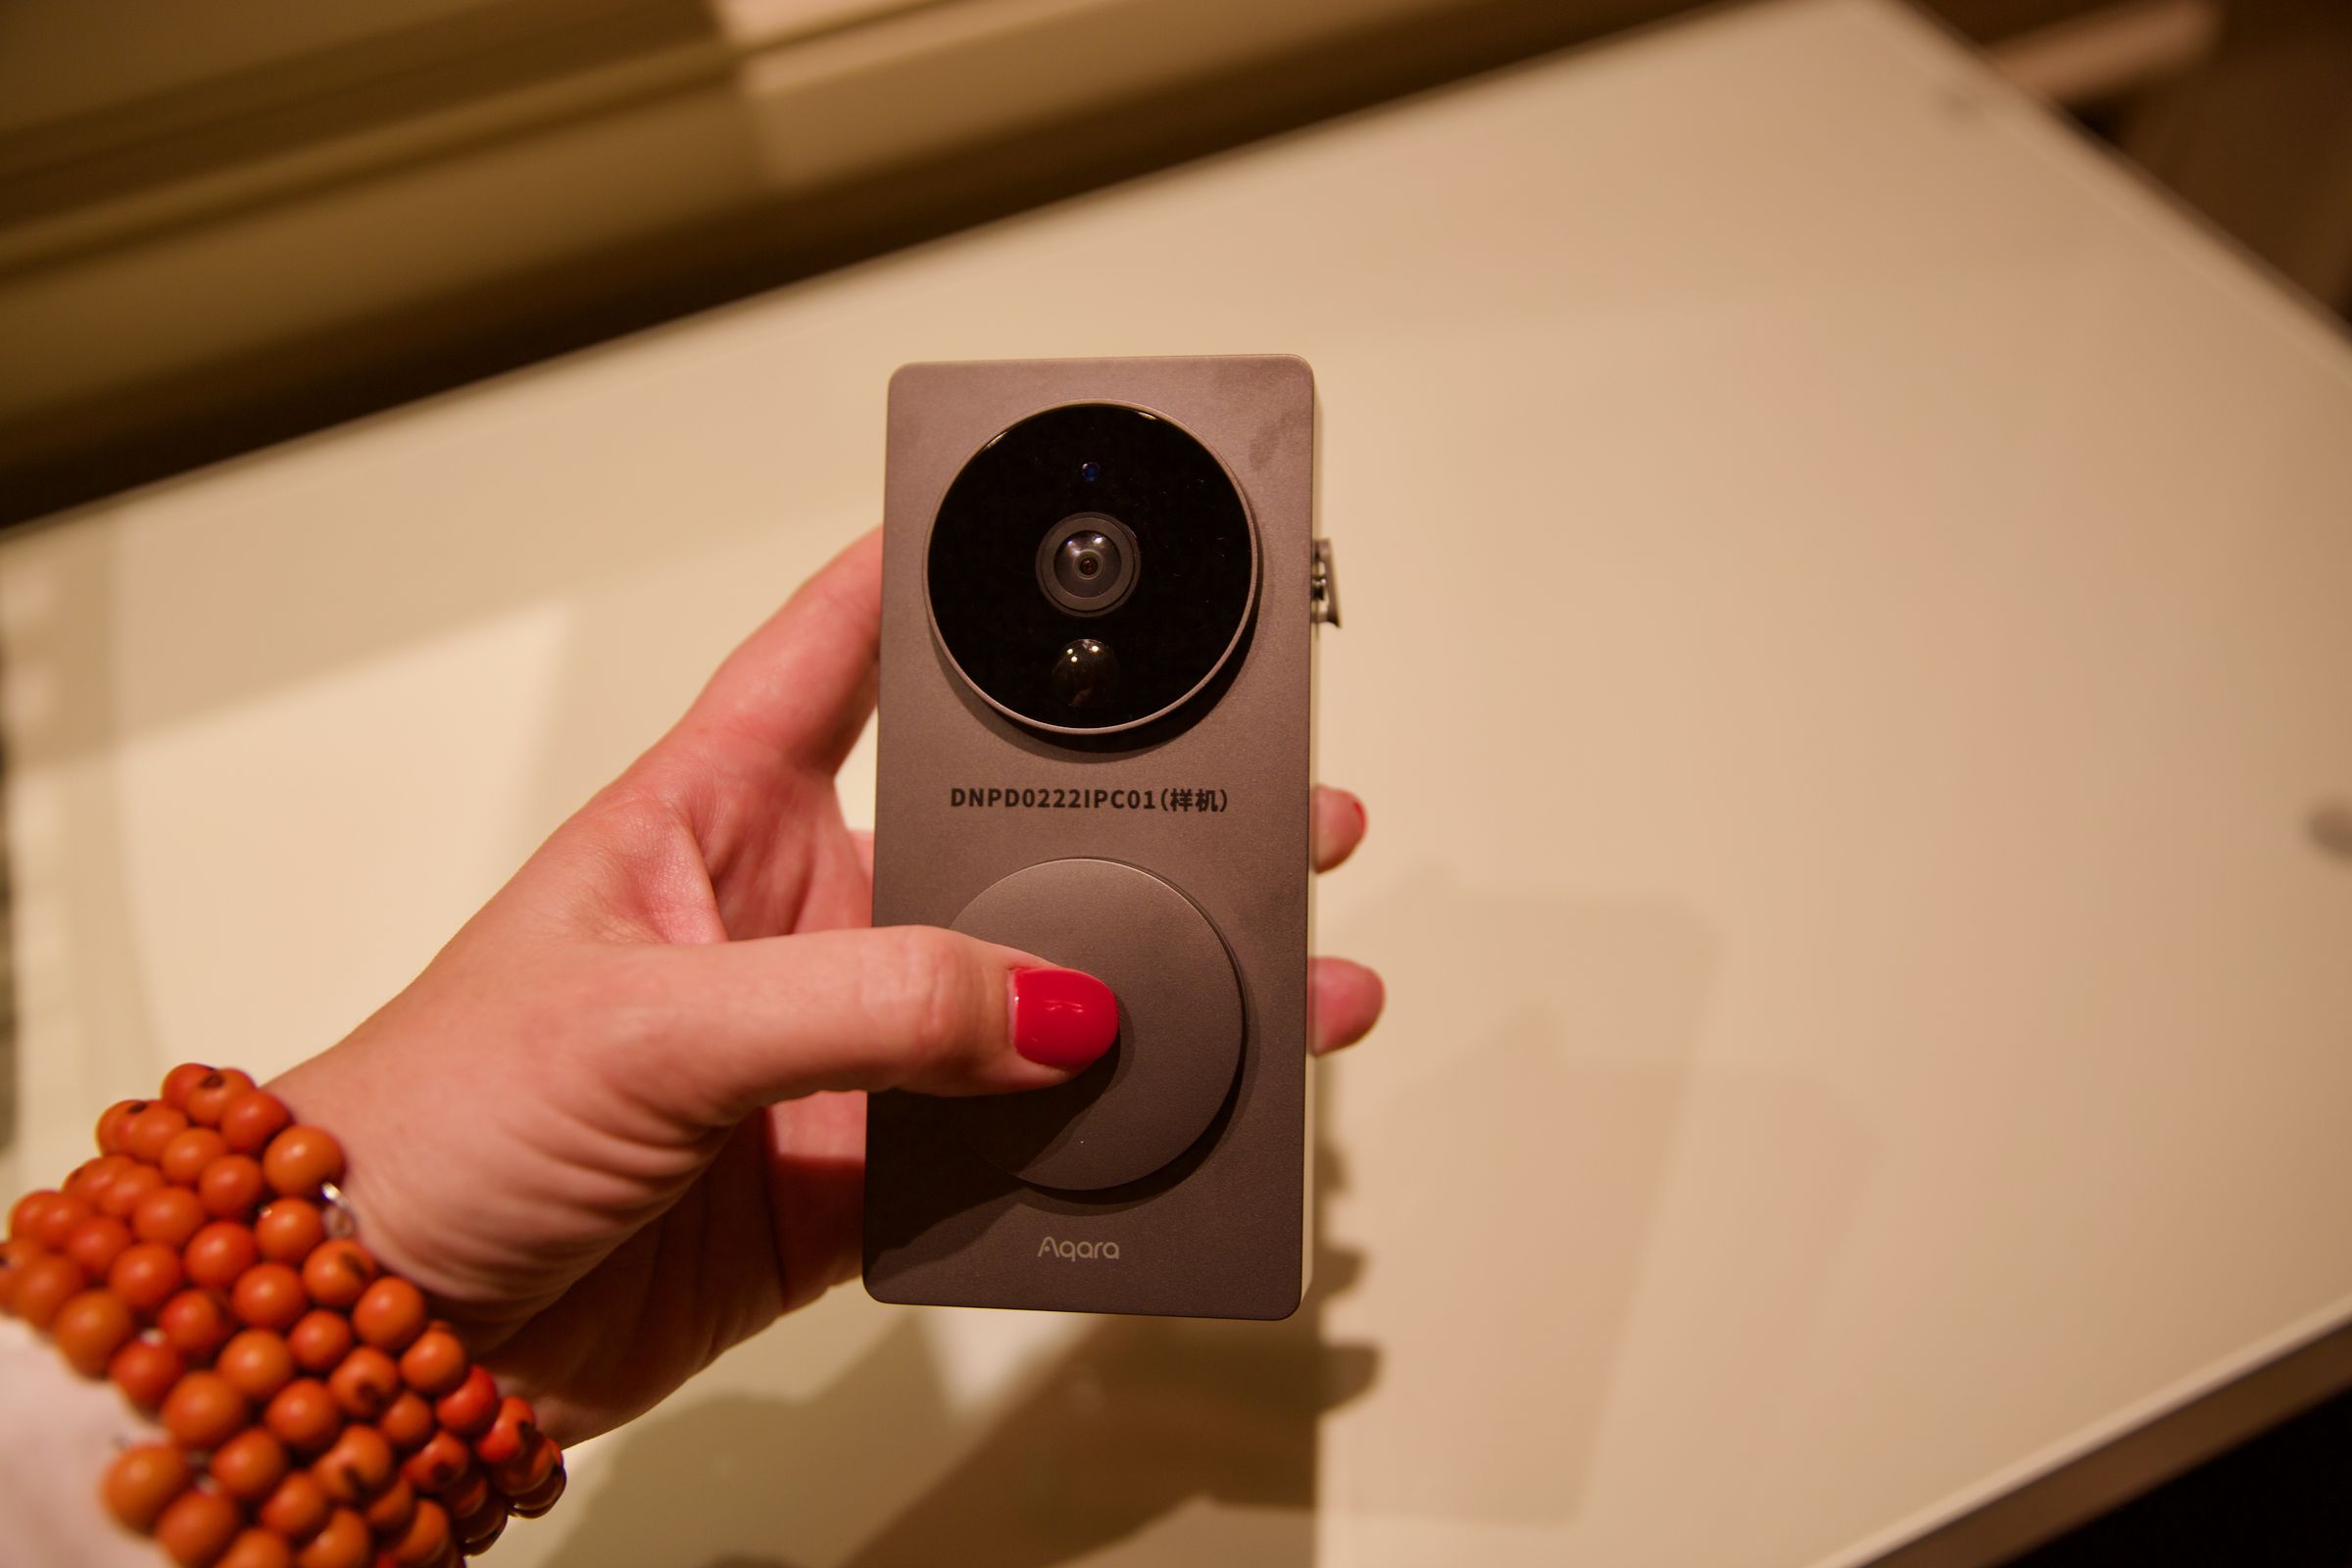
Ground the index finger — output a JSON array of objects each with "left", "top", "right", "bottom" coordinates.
[
  {"left": 1314, "top": 787, "right": 1367, "bottom": 872},
  {"left": 666, "top": 527, "right": 883, "bottom": 785}
]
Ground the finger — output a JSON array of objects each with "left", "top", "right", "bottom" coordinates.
[
  {"left": 1311, "top": 956, "right": 1384, "bottom": 1054},
  {"left": 669, "top": 528, "right": 883, "bottom": 782},
  {"left": 614, "top": 926, "right": 1119, "bottom": 1125},
  {"left": 852, "top": 827, "right": 875, "bottom": 880},
  {"left": 1313, "top": 787, "right": 1368, "bottom": 873}
]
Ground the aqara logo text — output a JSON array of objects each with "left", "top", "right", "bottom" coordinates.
[{"left": 1038, "top": 1237, "right": 1121, "bottom": 1260}]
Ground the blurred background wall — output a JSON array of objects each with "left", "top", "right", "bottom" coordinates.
[{"left": 2, "top": 0, "right": 2348, "bottom": 527}]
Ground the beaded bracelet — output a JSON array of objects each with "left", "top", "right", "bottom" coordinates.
[{"left": 0, "top": 1064, "right": 564, "bottom": 1568}]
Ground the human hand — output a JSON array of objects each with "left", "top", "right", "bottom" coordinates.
[{"left": 268, "top": 530, "right": 1384, "bottom": 1445}]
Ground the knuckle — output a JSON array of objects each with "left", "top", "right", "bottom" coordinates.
[
  {"left": 571, "top": 781, "right": 686, "bottom": 850},
  {"left": 875, "top": 927, "right": 979, "bottom": 1068}
]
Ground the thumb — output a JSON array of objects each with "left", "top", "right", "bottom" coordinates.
[{"left": 609, "top": 926, "right": 1120, "bottom": 1125}]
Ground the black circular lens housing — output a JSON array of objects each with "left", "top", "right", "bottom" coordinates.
[{"left": 928, "top": 404, "right": 1255, "bottom": 734}]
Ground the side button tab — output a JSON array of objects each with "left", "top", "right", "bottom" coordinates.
[{"left": 1310, "top": 538, "right": 1342, "bottom": 627}]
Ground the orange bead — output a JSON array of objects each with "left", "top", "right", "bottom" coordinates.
[
  {"left": 102, "top": 1442, "right": 194, "bottom": 1532},
  {"left": 134, "top": 1185, "right": 210, "bottom": 1249},
  {"left": 397, "top": 1325, "right": 467, "bottom": 1397},
  {"left": 125, "top": 1102, "right": 192, "bottom": 1165},
  {"left": 99, "top": 1163, "right": 167, "bottom": 1220},
  {"left": 257, "top": 1470, "right": 331, "bottom": 1543},
  {"left": 210, "top": 1426, "right": 291, "bottom": 1503},
  {"left": 473, "top": 1394, "right": 538, "bottom": 1467},
  {"left": 328, "top": 1346, "right": 401, "bottom": 1419},
  {"left": 15, "top": 1253, "right": 86, "bottom": 1329},
  {"left": 155, "top": 1486, "right": 242, "bottom": 1568},
  {"left": 265, "top": 1378, "right": 343, "bottom": 1454},
  {"left": 163, "top": 1369, "right": 251, "bottom": 1449},
  {"left": 162, "top": 1127, "right": 231, "bottom": 1186},
  {"left": 287, "top": 1308, "right": 355, "bottom": 1374},
  {"left": 253, "top": 1199, "right": 325, "bottom": 1264},
  {"left": 111, "top": 1240, "right": 188, "bottom": 1313},
  {"left": 363, "top": 1475, "right": 416, "bottom": 1535},
  {"left": 185, "top": 1069, "right": 258, "bottom": 1128},
  {"left": 9, "top": 1191, "right": 51, "bottom": 1244},
  {"left": 231, "top": 1262, "right": 308, "bottom": 1333},
  {"left": 401, "top": 1430, "right": 471, "bottom": 1494},
  {"left": 65, "top": 1213, "right": 133, "bottom": 1277},
  {"left": 184, "top": 1220, "right": 260, "bottom": 1290},
  {"left": 292, "top": 1508, "right": 369, "bottom": 1568},
  {"left": 111, "top": 1335, "right": 187, "bottom": 1411},
  {"left": 12, "top": 1194, "right": 54, "bottom": 1241},
  {"left": 160, "top": 1063, "right": 216, "bottom": 1110},
  {"left": 0, "top": 1233, "right": 37, "bottom": 1307},
  {"left": 97, "top": 1099, "right": 146, "bottom": 1155},
  {"left": 29, "top": 1191, "right": 92, "bottom": 1249},
  {"left": 158, "top": 1288, "right": 238, "bottom": 1359},
  {"left": 439, "top": 1468, "right": 488, "bottom": 1522},
  {"left": 197, "top": 1156, "right": 268, "bottom": 1221},
  {"left": 72, "top": 1154, "right": 137, "bottom": 1206},
  {"left": 262, "top": 1126, "right": 345, "bottom": 1199},
  {"left": 218, "top": 1328, "right": 297, "bottom": 1402},
  {"left": 459, "top": 1503, "right": 507, "bottom": 1553},
  {"left": 510, "top": 1457, "right": 566, "bottom": 1519},
  {"left": 432, "top": 1365, "right": 497, "bottom": 1436},
  {"left": 54, "top": 1289, "right": 138, "bottom": 1376},
  {"left": 315, "top": 1422, "right": 395, "bottom": 1503},
  {"left": 298, "top": 1241, "right": 376, "bottom": 1310},
  {"left": 9, "top": 1188, "right": 54, "bottom": 1239},
  {"left": 489, "top": 1429, "right": 560, "bottom": 1495},
  {"left": 389, "top": 1497, "right": 454, "bottom": 1567},
  {"left": 216, "top": 1530, "right": 293, "bottom": 1568},
  {"left": 219, "top": 1091, "right": 295, "bottom": 1156},
  {"left": 378, "top": 1390, "right": 435, "bottom": 1452},
  {"left": 351, "top": 1277, "right": 425, "bottom": 1352}
]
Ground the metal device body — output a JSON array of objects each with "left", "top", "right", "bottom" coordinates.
[{"left": 864, "top": 354, "right": 1321, "bottom": 1318}]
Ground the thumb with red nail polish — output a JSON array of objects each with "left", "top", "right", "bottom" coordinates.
[
  {"left": 592, "top": 927, "right": 1121, "bottom": 1121},
  {"left": 1010, "top": 967, "right": 1119, "bottom": 1069}
]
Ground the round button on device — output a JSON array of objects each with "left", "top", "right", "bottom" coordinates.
[{"left": 944, "top": 858, "right": 1244, "bottom": 1191}]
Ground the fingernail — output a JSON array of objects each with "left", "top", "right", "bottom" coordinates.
[{"left": 1010, "top": 967, "right": 1119, "bottom": 1069}]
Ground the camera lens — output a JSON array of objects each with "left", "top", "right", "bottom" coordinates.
[
  {"left": 1052, "top": 638, "right": 1119, "bottom": 709},
  {"left": 927, "top": 402, "right": 1256, "bottom": 735},
  {"left": 1036, "top": 514, "right": 1140, "bottom": 616},
  {"left": 1055, "top": 531, "right": 1118, "bottom": 597}
]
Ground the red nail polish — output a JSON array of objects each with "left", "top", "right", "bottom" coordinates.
[{"left": 1009, "top": 968, "right": 1119, "bottom": 1069}]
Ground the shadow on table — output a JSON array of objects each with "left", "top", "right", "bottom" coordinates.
[
  {"left": 546, "top": 1114, "right": 1376, "bottom": 1568},
  {"left": 543, "top": 870, "right": 1761, "bottom": 1565}
]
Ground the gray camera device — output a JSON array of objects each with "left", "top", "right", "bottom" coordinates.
[{"left": 863, "top": 354, "right": 1331, "bottom": 1319}]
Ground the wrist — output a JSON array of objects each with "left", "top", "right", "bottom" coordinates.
[{"left": 2, "top": 1061, "right": 567, "bottom": 1567}]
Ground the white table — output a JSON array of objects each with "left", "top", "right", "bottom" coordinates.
[{"left": 6, "top": 1, "right": 2350, "bottom": 1562}]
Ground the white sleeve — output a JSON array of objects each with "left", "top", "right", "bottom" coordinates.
[{"left": 0, "top": 1318, "right": 167, "bottom": 1568}]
